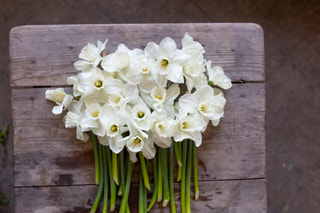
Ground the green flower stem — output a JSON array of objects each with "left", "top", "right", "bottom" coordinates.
[
  {"left": 126, "top": 204, "right": 130, "bottom": 213},
  {"left": 124, "top": 156, "right": 130, "bottom": 213},
  {"left": 192, "top": 142, "right": 199, "bottom": 200},
  {"left": 143, "top": 177, "right": 147, "bottom": 213},
  {"left": 186, "top": 141, "right": 193, "bottom": 213},
  {"left": 139, "top": 171, "right": 144, "bottom": 213},
  {"left": 177, "top": 165, "right": 182, "bottom": 182},
  {"left": 120, "top": 150, "right": 125, "bottom": 196},
  {"left": 91, "top": 132, "right": 99, "bottom": 185},
  {"left": 157, "top": 153, "right": 163, "bottom": 202},
  {"left": 169, "top": 143, "right": 176, "bottom": 213},
  {"left": 159, "top": 147, "right": 170, "bottom": 207},
  {"left": 147, "top": 155, "right": 158, "bottom": 211},
  {"left": 90, "top": 143, "right": 104, "bottom": 213},
  {"left": 119, "top": 160, "right": 134, "bottom": 213},
  {"left": 106, "top": 148, "right": 117, "bottom": 212},
  {"left": 174, "top": 141, "right": 182, "bottom": 167},
  {"left": 102, "top": 146, "right": 109, "bottom": 213},
  {"left": 139, "top": 152, "right": 151, "bottom": 190},
  {"left": 112, "top": 152, "right": 119, "bottom": 186},
  {"left": 181, "top": 141, "right": 188, "bottom": 213},
  {"left": 177, "top": 142, "right": 182, "bottom": 182},
  {"left": 118, "top": 184, "right": 123, "bottom": 196}
]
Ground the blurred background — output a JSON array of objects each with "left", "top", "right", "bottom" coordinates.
[{"left": 0, "top": 0, "right": 320, "bottom": 212}]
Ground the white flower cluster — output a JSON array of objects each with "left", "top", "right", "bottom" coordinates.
[{"left": 45, "top": 33, "right": 232, "bottom": 162}]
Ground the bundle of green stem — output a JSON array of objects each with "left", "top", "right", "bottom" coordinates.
[{"left": 90, "top": 133, "right": 199, "bottom": 213}]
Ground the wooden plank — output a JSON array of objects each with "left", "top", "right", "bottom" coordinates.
[
  {"left": 9, "top": 23, "right": 264, "bottom": 87},
  {"left": 15, "top": 179, "right": 267, "bottom": 213},
  {"left": 12, "top": 83, "right": 265, "bottom": 187}
]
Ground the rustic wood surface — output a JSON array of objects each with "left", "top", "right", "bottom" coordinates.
[
  {"left": 9, "top": 23, "right": 264, "bottom": 87},
  {"left": 12, "top": 83, "right": 265, "bottom": 187},
  {"left": 10, "top": 24, "right": 266, "bottom": 212},
  {"left": 15, "top": 180, "right": 266, "bottom": 213}
]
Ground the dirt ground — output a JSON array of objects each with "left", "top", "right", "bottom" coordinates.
[{"left": 1, "top": 0, "right": 320, "bottom": 212}]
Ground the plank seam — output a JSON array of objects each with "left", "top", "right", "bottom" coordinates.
[{"left": 14, "top": 177, "right": 266, "bottom": 189}]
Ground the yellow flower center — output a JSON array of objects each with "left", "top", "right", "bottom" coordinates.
[
  {"left": 158, "top": 124, "right": 163, "bottom": 130},
  {"left": 111, "top": 125, "right": 118, "bottom": 132},
  {"left": 142, "top": 68, "right": 148, "bottom": 72},
  {"left": 200, "top": 105, "right": 206, "bottom": 112},
  {"left": 134, "top": 138, "right": 141, "bottom": 144},
  {"left": 182, "top": 122, "right": 187, "bottom": 129},
  {"left": 156, "top": 95, "right": 162, "bottom": 100},
  {"left": 138, "top": 112, "right": 145, "bottom": 118},
  {"left": 161, "top": 59, "right": 169, "bottom": 67},
  {"left": 94, "top": 80, "right": 103, "bottom": 88},
  {"left": 93, "top": 112, "right": 99, "bottom": 117}
]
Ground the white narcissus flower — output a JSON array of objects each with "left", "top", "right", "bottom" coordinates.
[
  {"left": 151, "top": 111, "right": 174, "bottom": 148},
  {"left": 101, "top": 44, "right": 131, "bottom": 73},
  {"left": 63, "top": 100, "right": 89, "bottom": 141},
  {"left": 177, "top": 85, "right": 226, "bottom": 127},
  {"left": 130, "top": 104, "right": 152, "bottom": 131},
  {"left": 72, "top": 68, "right": 124, "bottom": 98},
  {"left": 181, "top": 33, "right": 207, "bottom": 92},
  {"left": 172, "top": 113, "right": 207, "bottom": 147},
  {"left": 46, "top": 35, "right": 232, "bottom": 163},
  {"left": 141, "top": 84, "right": 179, "bottom": 117},
  {"left": 145, "top": 37, "right": 189, "bottom": 86},
  {"left": 125, "top": 123, "right": 155, "bottom": 162},
  {"left": 45, "top": 88, "right": 72, "bottom": 114},
  {"left": 137, "top": 58, "right": 157, "bottom": 93},
  {"left": 107, "top": 84, "right": 139, "bottom": 110},
  {"left": 74, "top": 39, "right": 108, "bottom": 72},
  {"left": 181, "top": 32, "right": 205, "bottom": 56},
  {"left": 207, "top": 61, "right": 232, "bottom": 90}
]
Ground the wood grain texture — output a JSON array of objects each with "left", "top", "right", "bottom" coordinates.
[
  {"left": 15, "top": 179, "right": 267, "bottom": 213},
  {"left": 9, "top": 23, "right": 264, "bottom": 87},
  {"left": 10, "top": 23, "right": 266, "bottom": 212},
  {"left": 12, "top": 83, "right": 265, "bottom": 187}
]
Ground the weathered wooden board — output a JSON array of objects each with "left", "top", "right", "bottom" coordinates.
[
  {"left": 12, "top": 83, "right": 265, "bottom": 187},
  {"left": 9, "top": 23, "right": 264, "bottom": 87},
  {"left": 15, "top": 179, "right": 266, "bottom": 213},
  {"left": 10, "top": 24, "right": 266, "bottom": 212}
]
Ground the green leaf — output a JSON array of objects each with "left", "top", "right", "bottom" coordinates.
[
  {"left": 0, "top": 124, "right": 8, "bottom": 142},
  {"left": 0, "top": 193, "right": 9, "bottom": 205}
]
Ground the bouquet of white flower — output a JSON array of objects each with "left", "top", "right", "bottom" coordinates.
[{"left": 45, "top": 33, "right": 232, "bottom": 213}]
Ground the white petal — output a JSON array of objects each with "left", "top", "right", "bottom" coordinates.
[
  {"left": 193, "top": 85, "right": 214, "bottom": 103},
  {"left": 166, "top": 83, "right": 180, "bottom": 103},
  {"left": 98, "top": 135, "right": 109, "bottom": 146},
  {"left": 167, "top": 64, "right": 184, "bottom": 83},
  {"left": 178, "top": 94, "right": 197, "bottom": 117},
  {"left": 145, "top": 42, "right": 159, "bottom": 60},
  {"left": 159, "top": 37, "right": 177, "bottom": 59},
  {"left": 74, "top": 60, "right": 92, "bottom": 72},
  {"left": 109, "top": 135, "right": 126, "bottom": 154},
  {"left": 184, "top": 75, "right": 194, "bottom": 92},
  {"left": 189, "top": 131, "right": 202, "bottom": 147},
  {"left": 128, "top": 150, "right": 138, "bottom": 163},
  {"left": 127, "top": 136, "right": 144, "bottom": 153},
  {"left": 79, "top": 43, "right": 99, "bottom": 62},
  {"left": 182, "top": 33, "right": 205, "bottom": 55},
  {"left": 172, "top": 49, "right": 189, "bottom": 64},
  {"left": 153, "top": 134, "right": 172, "bottom": 148},
  {"left": 173, "top": 130, "right": 190, "bottom": 142},
  {"left": 76, "top": 127, "right": 88, "bottom": 141},
  {"left": 142, "top": 138, "right": 156, "bottom": 159},
  {"left": 52, "top": 105, "right": 63, "bottom": 115},
  {"left": 139, "top": 76, "right": 157, "bottom": 93},
  {"left": 211, "top": 118, "right": 221, "bottom": 126}
]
